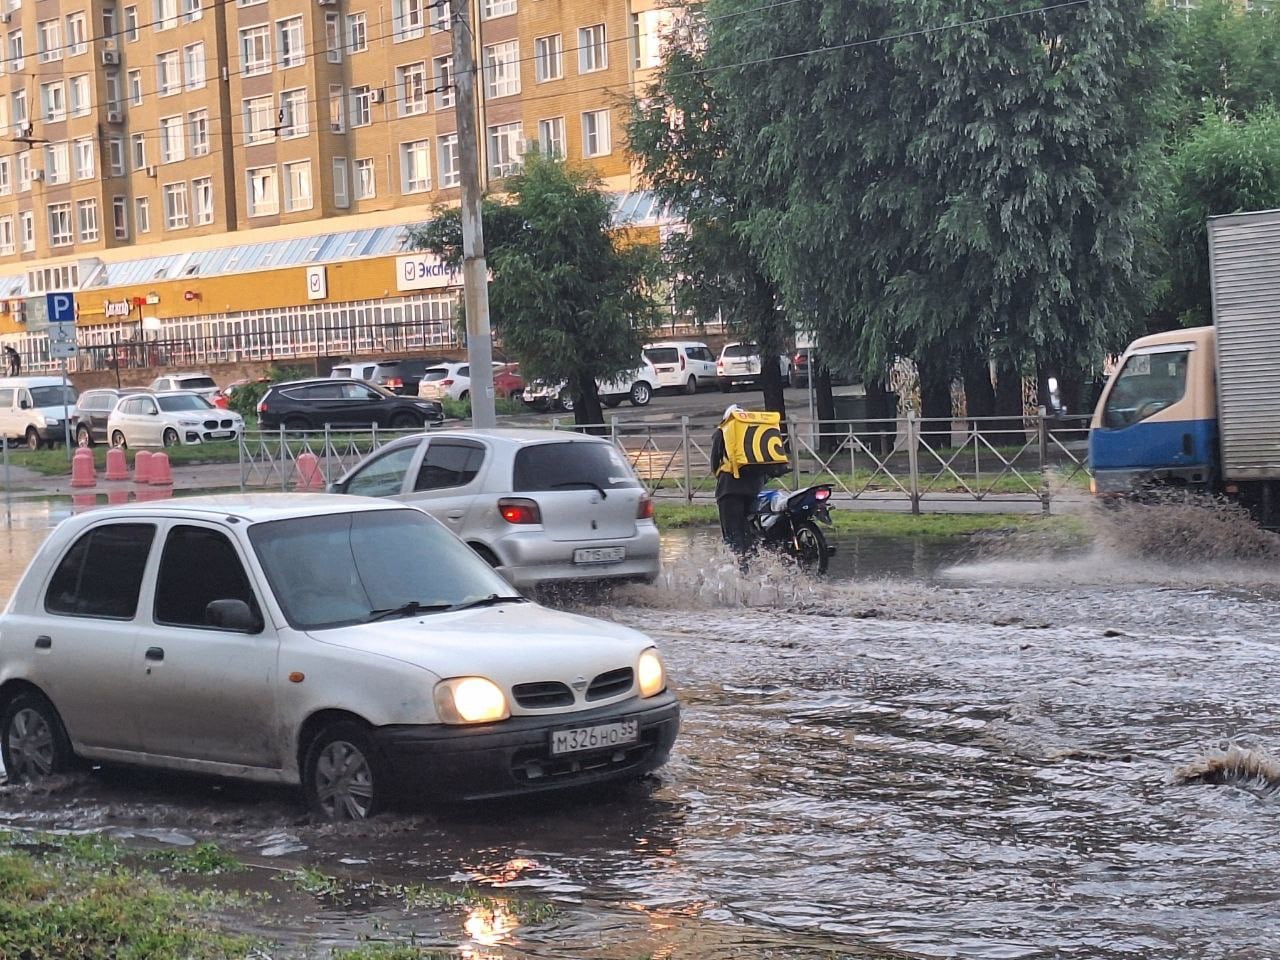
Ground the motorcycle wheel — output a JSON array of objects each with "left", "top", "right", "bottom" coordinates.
[{"left": 792, "top": 520, "right": 829, "bottom": 574}]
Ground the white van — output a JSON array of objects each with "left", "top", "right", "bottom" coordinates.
[
  {"left": 0, "top": 376, "right": 78, "bottom": 449},
  {"left": 643, "top": 341, "right": 718, "bottom": 394}
]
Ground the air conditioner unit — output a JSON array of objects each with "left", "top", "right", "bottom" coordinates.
[
  {"left": 30, "top": 169, "right": 43, "bottom": 182},
  {"left": 102, "top": 38, "right": 117, "bottom": 51},
  {"left": 16, "top": 123, "right": 31, "bottom": 138},
  {"left": 100, "top": 49, "right": 119, "bottom": 65},
  {"left": 317, "top": 0, "right": 337, "bottom": 6},
  {"left": 14, "top": 304, "right": 26, "bottom": 323},
  {"left": 145, "top": 165, "right": 157, "bottom": 178},
  {"left": 369, "top": 88, "right": 385, "bottom": 104},
  {"left": 0, "top": 12, "right": 11, "bottom": 23},
  {"left": 105, "top": 109, "right": 123, "bottom": 123}
]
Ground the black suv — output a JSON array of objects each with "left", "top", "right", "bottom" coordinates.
[
  {"left": 257, "top": 379, "right": 445, "bottom": 431},
  {"left": 369, "top": 357, "right": 448, "bottom": 395}
]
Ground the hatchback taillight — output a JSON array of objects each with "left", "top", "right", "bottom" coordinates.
[
  {"left": 257, "top": 400, "right": 268, "bottom": 413},
  {"left": 636, "top": 496, "right": 655, "bottom": 520},
  {"left": 441, "top": 379, "right": 454, "bottom": 387},
  {"left": 498, "top": 497, "right": 542, "bottom": 524}
]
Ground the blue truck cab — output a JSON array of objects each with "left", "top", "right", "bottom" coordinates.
[{"left": 1089, "top": 327, "right": 1218, "bottom": 495}]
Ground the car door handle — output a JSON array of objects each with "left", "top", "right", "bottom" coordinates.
[
  {"left": 446, "top": 511, "right": 465, "bottom": 520},
  {"left": 34, "top": 635, "right": 51, "bottom": 650},
  {"left": 144, "top": 646, "right": 165, "bottom": 661}
]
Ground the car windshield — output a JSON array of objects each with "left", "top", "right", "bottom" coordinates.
[
  {"left": 157, "top": 394, "right": 214, "bottom": 412},
  {"left": 1102, "top": 348, "right": 1191, "bottom": 429},
  {"left": 645, "top": 348, "right": 679, "bottom": 364},
  {"left": 178, "top": 377, "right": 217, "bottom": 389},
  {"left": 513, "top": 441, "right": 641, "bottom": 491},
  {"left": 30, "top": 386, "right": 77, "bottom": 407},
  {"left": 724, "top": 344, "right": 756, "bottom": 358},
  {"left": 248, "top": 509, "right": 518, "bottom": 630}
]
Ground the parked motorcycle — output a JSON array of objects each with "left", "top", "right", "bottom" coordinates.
[{"left": 751, "top": 484, "right": 836, "bottom": 574}]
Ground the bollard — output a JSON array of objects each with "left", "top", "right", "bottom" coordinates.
[
  {"left": 70, "top": 447, "right": 97, "bottom": 488},
  {"left": 133, "top": 450, "right": 153, "bottom": 484},
  {"left": 293, "top": 451, "right": 325, "bottom": 491},
  {"left": 72, "top": 493, "right": 97, "bottom": 513},
  {"left": 148, "top": 452, "right": 174, "bottom": 486},
  {"left": 104, "top": 446, "right": 129, "bottom": 481},
  {"left": 107, "top": 488, "right": 129, "bottom": 505}
]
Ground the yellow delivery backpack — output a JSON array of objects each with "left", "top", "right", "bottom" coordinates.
[{"left": 717, "top": 409, "right": 790, "bottom": 478}]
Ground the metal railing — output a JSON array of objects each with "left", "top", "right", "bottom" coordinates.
[{"left": 237, "top": 425, "right": 424, "bottom": 491}]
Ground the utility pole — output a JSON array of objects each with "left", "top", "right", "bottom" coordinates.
[{"left": 450, "top": 0, "right": 497, "bottom": 429}]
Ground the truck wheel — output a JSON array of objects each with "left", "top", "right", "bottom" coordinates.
[
  {"left": 302, "top": 721, "right": 388, "bottom": 820},
  {"left": 1, "top": 691, "right": 77, "bottom": 781},
  {"left": 25, "top": 428, "right": 40, "bottom": 451}
]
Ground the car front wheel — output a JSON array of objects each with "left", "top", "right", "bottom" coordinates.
[
  {"left": 390, "top": 412, "right": 420, "bottom": 429},
  {"left": 302, "top": 721, "right": 388, "bottom": 820},
  {"left": 1, "top": 691, "right": 76, "bottom": 781},
  {"left": 25, "top": 428, "right": 40, "bottom": 451},
  {"left": 162, "top": 428, "right": 179, "bottom": 447}
]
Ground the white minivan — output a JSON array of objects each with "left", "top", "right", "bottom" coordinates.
[
  {"left": 0, "top": 376, "right": 78, "bottom": 449},
  {"left": 643, "top": 341, "right": 717, "bottom": 394}
]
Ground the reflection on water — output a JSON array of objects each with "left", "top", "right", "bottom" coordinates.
[{"left": 4, "top": 504, "right": 1280, "bottom": 958}]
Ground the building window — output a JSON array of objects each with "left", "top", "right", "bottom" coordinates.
[
  {"left": 243, "top": 95, "right": 275, "bottom": 144},
  {"left": 188, "top": 109, "right": 208, "bottom": 156},
  {"left": 130, "top": 132, "right": 146, "bottom": 169},
  {"left": 17, "top": 153, "right": 30, "bottom": 192},
  {"left": 538, "top": 116, "right": 565, "bottom": 159},
  {"left": 0, "top": 158, "right": 9, "bottom": 196},
  {"left": 163, "top": 181, "right": 188, "bottom": 229},
  {"left": 280, "top": 88, "right": 308, "bottom": 137},
  {"left": 328, "top": 84, "right": 344, "bottom": 132},
  {"left": 346, "top": 12, "right": 367, "bottom": 52},
  {"left": 325, "top": 13, "right": 341, "bottom": 62},
  {"left": 534, "top": 35, "right": 562, "bottom": 82},
  {"left": 438, "top": 134, "right": 458, "bottom": 188},
  {"left": 247, "top": 166, "right": 278, "bottom": 216},
  {"left": 240, "top": 25, "right": 270, "bottom": 76},
  {"left": 484, "top": 40, "right": 519, "bottom": 99},
  {"left": 0, "top": 216, "right": 14, "bottom": 256},
  {"left": 69, "top": 75, "right": 91, "bottom": 116},
  {"left": 112, "top": 196, "right": 128, "bottom": 239},
  {"left": 191, "top": 177, "right": 213, "bottom": 224},
  {"left": 283, "top": 160, "right": 312, "bottom": 212},
  {"left": 487, "top": 122, "right": 523, "bottom": 178},
  {"left": 76, "top": 199, "right": 99, "bottom": 242},
  {"left": 135, "top": 197, "right": 150, "bottom": 234},
  {"left": 433, "top": 56, "right": 453, "bottom": 108},
  {"left": 44, "top": 142, "right": 69, "bottom": 185},
  {"left": 40, "top": 81, "right": 65, "bottom": 122},
  {"left": 153, "top": 0, "right": 178, "bottom": 31},
  {"left": 277, "top": 17, "right": 304, "bottom": 68},
  {"left": 156, "top": 50, "right": 180, "bottom": 95},
  {"left": 634, "top": 8, "right": 674, "bottom": 70},
  {"left": 11, "top": 90, "right": 26, "bottom": 126},
  {"left": 354, "top": 157, "right": 375, "bottom": 199},
  {"left": 127, "top": 69, "right": 143, "bottom": 105},
  {"left": 430, "top": 0, "right": 450, "bottom": 32},
  {"left": 581, "top": 109, "right": 611, "bottom": 157},
  {"left": 104, "top": 72, "right": 121, "bottom": 112},
  {"left": 483, "top": 0, "right": 515, "bottom": 19},
  {"left": 350, "top": 86, "right": 371, "bottom": 126},
  {"left": 393, "top": 0, "right": 425, "bottom": 41},
  {"left": 159, "top": 115, "right": 184, "bottom": 163},
  {"left": 399, "top": 139, "right": 430, "bottom": 193},
  {"left": 48, "top": 203, "right": 73, "bottom": 247},
  {"left": 579, "top": 24, "right": 607, "bottom": 73},
  {"left": 333, "top": 157, "right": 349, "bottom": 208},
  {"left": 8, "top": 29, "right": 24, "bottom": 72},
  {"left": 103, "top": 6, "right": 119, "bottom": 39},
  {"left": 182, "top": 0, "right": 201, "bottom": 23},
  {"left": 184, "top": 42, "right": 205, "bottom": 89},
  {"left": 19, "top": 211, "right": 34, "bottom": 252},
  {"left": 123, "top": 6, "right": 139, "bottom": 41},
  {"left": 65, "top": 14, "right": 88, "bottom": 55},
  {"left": 37, "top": 19, "right": 61, "bottom": 63},
  {"left": 74, "top": 137, "right": 95, "bottom": 179},
  {"left": 397, "top": 62, "right": 428, "bottom": 116},
  {"left": 108, "top": 137, "right": 125, "bottom": 176}
]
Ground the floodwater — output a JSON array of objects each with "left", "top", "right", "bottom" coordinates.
[{"left": 2, "top": 498, "right": 1280, "bottom": 958}]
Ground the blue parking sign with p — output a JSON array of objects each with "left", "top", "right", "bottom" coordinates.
[{"left": 46, "top": 292, "right": 75, "bottom": 324}]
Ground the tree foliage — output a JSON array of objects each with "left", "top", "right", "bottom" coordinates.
[{"left": 410, "top": 154, "right": 660, "bottom": 427}]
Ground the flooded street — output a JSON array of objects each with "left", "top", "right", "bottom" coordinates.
[{"left": 3, "top": 501, "right": 1280, "bottom": 958}]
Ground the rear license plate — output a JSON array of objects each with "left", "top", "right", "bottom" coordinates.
[
  {"left": 574, "top": 546, "right": 625, "bottom": 564},
  {"left": 551, "top": 719, "right": 638, "bottom": 755}
]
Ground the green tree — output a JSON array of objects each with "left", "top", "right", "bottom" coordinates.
[
  {"left": 410, "top": 154, "right": 660, "bottom": 428},
  {"left": 627, "top": 38, "right": 792, "bottom": 418},
  {"left": 696, "top": 0, "right": 1173, "bottom": 420}
]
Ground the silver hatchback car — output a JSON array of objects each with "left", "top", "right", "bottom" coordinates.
[{"left": 332, "top": 429, "right": 660, "bottom": 589}]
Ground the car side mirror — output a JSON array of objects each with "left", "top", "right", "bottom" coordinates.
[
  {"left": 148, "top": 409, "right": 159, "bottom": 415},
  {"left": 18, "top": 399, "right": 29, "bottom": 409},
  {"left": 206, "top": 598, "right": 263, "bottom": 633},
  {"left": 326, "top": 480, "right": 345, "bottom": 494}
]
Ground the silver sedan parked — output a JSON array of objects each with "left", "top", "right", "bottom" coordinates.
[{"left": 332, "top": 429, "right": 660, "bottom": 589}]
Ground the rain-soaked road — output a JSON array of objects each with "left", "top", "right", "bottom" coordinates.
[{"left": 2, "top": 499, "right": 1280, "bottom": 958}]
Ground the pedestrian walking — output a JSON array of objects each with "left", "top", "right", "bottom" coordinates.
[{"left": 2, "top": 344, "right": 19, "bottom": 376}]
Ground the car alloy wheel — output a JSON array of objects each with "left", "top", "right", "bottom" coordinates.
[
  {"left": 1, "top": 692, "right": 74, "bottom": 781},
  {"left": 76, "top": 425, "right": 93, "bottom": 448},
  {"left": 162, "top": 428, "right": 179, "bottom": 447},
  {"left": 630, "top": 382, "right": 652, "bottom": 406},
  {"left": 303, "top": 721, "right": 386, "bottom": 820},
  {"left": 111, "top": 430, "right": 127, "bottom": 450}
]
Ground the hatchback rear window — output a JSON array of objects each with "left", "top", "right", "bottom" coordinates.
[
  {"left": 330, "top": 366, "right": 352, "bottom": 378},
  {"left": 513, "top": 442, "right": 640, "bottom": 492},
  {"left": 723, "top": 344, "right": 756, "bottom": 358},
  {"left": 421, "top": 368, "right": 450, "bottom": 381},
  {"left": 645, "top": 348, "right": 679, "bottom": 364}
]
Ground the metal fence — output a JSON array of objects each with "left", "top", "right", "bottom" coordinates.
[{"left": 234, "top": 411, "right": 1093, "bottom": 513}]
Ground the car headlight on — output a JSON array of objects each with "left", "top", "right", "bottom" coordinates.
[
  {"left": 637, "top": 648, "right": 666, "bottom": 698},
  {"left": 434, "top": 677, "right": 510, "bottom": 724}
]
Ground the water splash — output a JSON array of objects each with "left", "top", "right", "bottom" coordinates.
[{"left": 1176, "top": 743, "right": 1280, "bottom": 801}]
